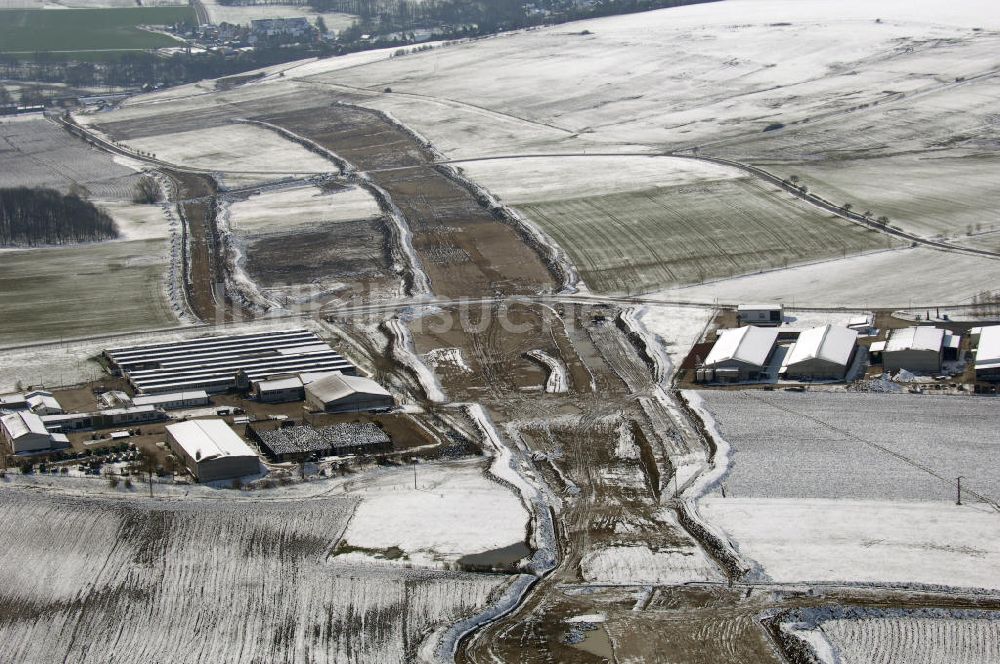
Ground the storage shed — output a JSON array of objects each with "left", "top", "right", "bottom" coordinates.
[
  {"left": 305, "top": 373, "right": 394, "bottom": 413},
  {"left": 253, "top": 376, "right": 305, "bottom": 404},
  {"left": 737, "top": 303, "right": 783, "bottom": 327},
  {"left": 165, "top": 419, "right": 261, "bottom": 483},
  {"left": 975, "top": 325, "right": 1000, "bottom": 382},
  {"left": 882, "top": 326, "right": 956, "bottom": 373},
  {"left": 1, "top": 411, "right": 54, "bottom": 453},
  {"left": 781, "top": 325, "right": 858, "bottom": 380},
  {"left": 26, "top": 391, "right": 63, "bottom": 415},
  {"left": 699, "top": 326, "right": 779, "bottom": 382}
]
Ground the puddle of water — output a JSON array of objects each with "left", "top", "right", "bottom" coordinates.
[
  {"left": 570, "top": 624, "right": 614, "bottom": 661},
  {"left": 457, "top": 541, "right": 531, "bottom": 570}
]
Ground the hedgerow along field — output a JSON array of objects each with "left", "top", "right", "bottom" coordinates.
[
  {"left": 0, "top": 6, "right": 194, "bottom": 54},
  {"left": 515, "top": 177, "right": 898, "bottom": 294}
]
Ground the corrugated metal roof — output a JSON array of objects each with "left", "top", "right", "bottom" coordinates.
[
  {"left": 166, "top": 419, "right": 257, "bottom": 462},
  {"left": 704, "top": 326, "right": 778, "bottom": 368},
  {"left": 783, "top": 325, "right": 858, "bottom": 368},
  {"left": 306, "top": 373, "right": 391, "bottom": 404},
  {"left": 1, "top": 411, "right": 49, "bottom": 439},
  {"left": 885, "top": 326, "right": 945, "bottom": 353},
  {"left": 255, "top": 376, "right": 303, "bottom": 391}
]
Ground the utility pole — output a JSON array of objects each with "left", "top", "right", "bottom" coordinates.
[
  {"left": 956, "top": 476, "right": 963, "bottom": 506},
  {"left": 413, "top": 464, "right": 417, "bottom": 490}
]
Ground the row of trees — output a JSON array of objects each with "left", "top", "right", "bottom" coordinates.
[{"left": 0, "top": 187, "right": 119, "bottom": 246}]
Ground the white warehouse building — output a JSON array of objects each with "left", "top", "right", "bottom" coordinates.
[
  {"left": 879, "top": 326, "right": 959, "bottom": 374},
  {"left": 698, "top": 326, "right": 779, "bottom": 383},
  {"left": 1, "top": 411, "right": 54, "bottom": 453},
  {"left": 305, "top": 373, "right": 394, "bottom": 413},
  {"left": 165, "top": 419, "right": 261, "bottom": 483},
  {"left": 781, "top": 325, "right": 859, "bottom": 380}
]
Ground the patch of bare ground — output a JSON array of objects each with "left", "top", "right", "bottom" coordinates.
[
  {"left": 255, "top": 104, "right": 557, "bottom": 297},
  {"left": 243, "top": 221, "right": 398, "bottom": 305},
  {"left": 165, "top": 169, "right": 247, "bottom": 322}
]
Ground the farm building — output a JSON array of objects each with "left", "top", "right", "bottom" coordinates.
[
  {"left": 880, "top": 326, "right": 959, "bottom": 373},
  {"left": 132, "top": 390, "right": 210, "bottom": 410},
  {"left": 780, "top": 325, "right": 859, "bottom": 380},
  {"left": 253, "top": 376, "right": 305, "bottom": 404},
  {"left": 104, "top": 329, "right": 354, "bottom": 395},
  {"left": 1, "top": 411, "right": 55, "bottom": 453},
  {"left": 0, "top": 393, "right": 27, "bottom": 410},
  {"left": 98, "top": 390, "right": 133, "bottom": 409},
  {"left": 40, "top": 405, "right": 166, "bottom": 432},
  {"left": 305, "top": 373, "right": 394, "bottom": 413},
  {"left": 250, "top": 17, "right": 311, "bottom": 37},
  {"left": 248, "top": 422, "right": 392, "bottom": 461},
  {"left": 974, "top": 325, "right": 1000, "bottom": 382},
  {"left": 737, "top": 303, "right": 783, "bottom": 327},
  {"left": 165, "top": 419, "right": 261, "bottom": 483},
  {"left": 25, "top": 391, "right": 63, "bottom": 415},
  {"left": 698, "top": 326, "right": 779, "bottom": 383}
]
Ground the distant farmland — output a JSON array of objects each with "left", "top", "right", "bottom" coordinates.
[
  {"left": 516, "top": 178, "right": 897, "bottom": 294},
  {"left": 0, "top": 7, "right": 193, "bottom": 53}
]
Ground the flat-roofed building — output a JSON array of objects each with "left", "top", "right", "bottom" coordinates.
[
  {"left": 1, "top": 411, "right": 54, "bottom": 453},
  {"left": 737, "top": 303, "right": 783, "bottom": 327},
  {"left": 698, "top": 326, "right": 779, "bottom": 383},
  {"left": 882, "top": 326, "right": 958, "bottom": 373},
  {"left": 165, "top": 419, "right": 261, "bottom": 483},
  {"left": 975, "top": 325, "right": 1000, "bottom": 382},
  {"left": 132, "top": 390, "right": 209, "bottom": 410},
  {"left": 305, "top": 373, "right": 394, "bottom": 413},
  {"left": 253, "top": 376, "right": 304, "bottom": 404},
  {"left": 781, "top": 325, "right": 859, "bottom": 380}
]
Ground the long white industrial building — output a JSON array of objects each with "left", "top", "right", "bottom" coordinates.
[{"left": 105, "top": 329, "right": 354, "bottom": 394}]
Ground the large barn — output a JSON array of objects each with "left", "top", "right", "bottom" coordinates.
[
  {"left": 1, "top": 411, "right": 54, "bottom": 453},
  {"left": 305, "top": 373, "right": 394, "bottom": 413},
  {"left": 880, "top": 326, "right": 959, "bottom": 374},
  {"left": 104, "top": 329, "right": 354, "bottom": 395},
  {"left": 165, "top": 419, "right": 261, "bottom": 483},
  {"left": 781, "top": 325, "right": 859, "bottom": 380},
  {"left": 698, "top": 326, "right": 779, "bottom": 383},
  {"left": 248, "top": 422, "right": 392, "bottom": 461}
]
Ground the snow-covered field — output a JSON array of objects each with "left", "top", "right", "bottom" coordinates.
[
  {"left": 126, "top": 123, "right": 336, "bottom": 176},
  {"left": 227, "top": 184, "right": 380, "bottom": 235},
  {"left": 97, "top": 200, "right": 173, "bottom": 241},
  {"left": 655, "top": 246, "right": 1000, "bottom": 307},
  {"left": 580, "top": 544, "right": 722, "bottom": 585},
  {"left": 342, "top": 459, "right": 530, "bottom": 565},
  {"left": 0, "top": 116, "right": 145, "bottom": 200},
  {"left": 301, "top": 0, "right": 1000, "bottom": 153},
  {"left": 0, "top": 482, "right": 510, "bottom": 663},
  {"left": 637, "top": 305, "right": 715, "bottom": 376},
  {"left": 199, "top": 0, "right": 356, "bottom": 32},
  {"left": 690, "top": 389, "right": 1000, "bottom": 591},
  {"left": 694, "top": 390, "right": 1000, "bottom": 502},
  {"left": 454, "top": 156, "right": 736, "bottom": 204},
  {"left": 781, "top": 608, "right": 1000, "bottom": 664},
  {"left": 700, "top": 497, "right": 1000, "bottom": 590}
]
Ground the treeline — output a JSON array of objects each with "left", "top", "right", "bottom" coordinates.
[
  {"left": 314, "top": 0, "right": 720, "bottom": 35},
  {"left": 0, "top": 188, "right": 119, "bottom": 246},
  {"left": 0, "top": 45, "right": 332, "bottom": 93}
]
